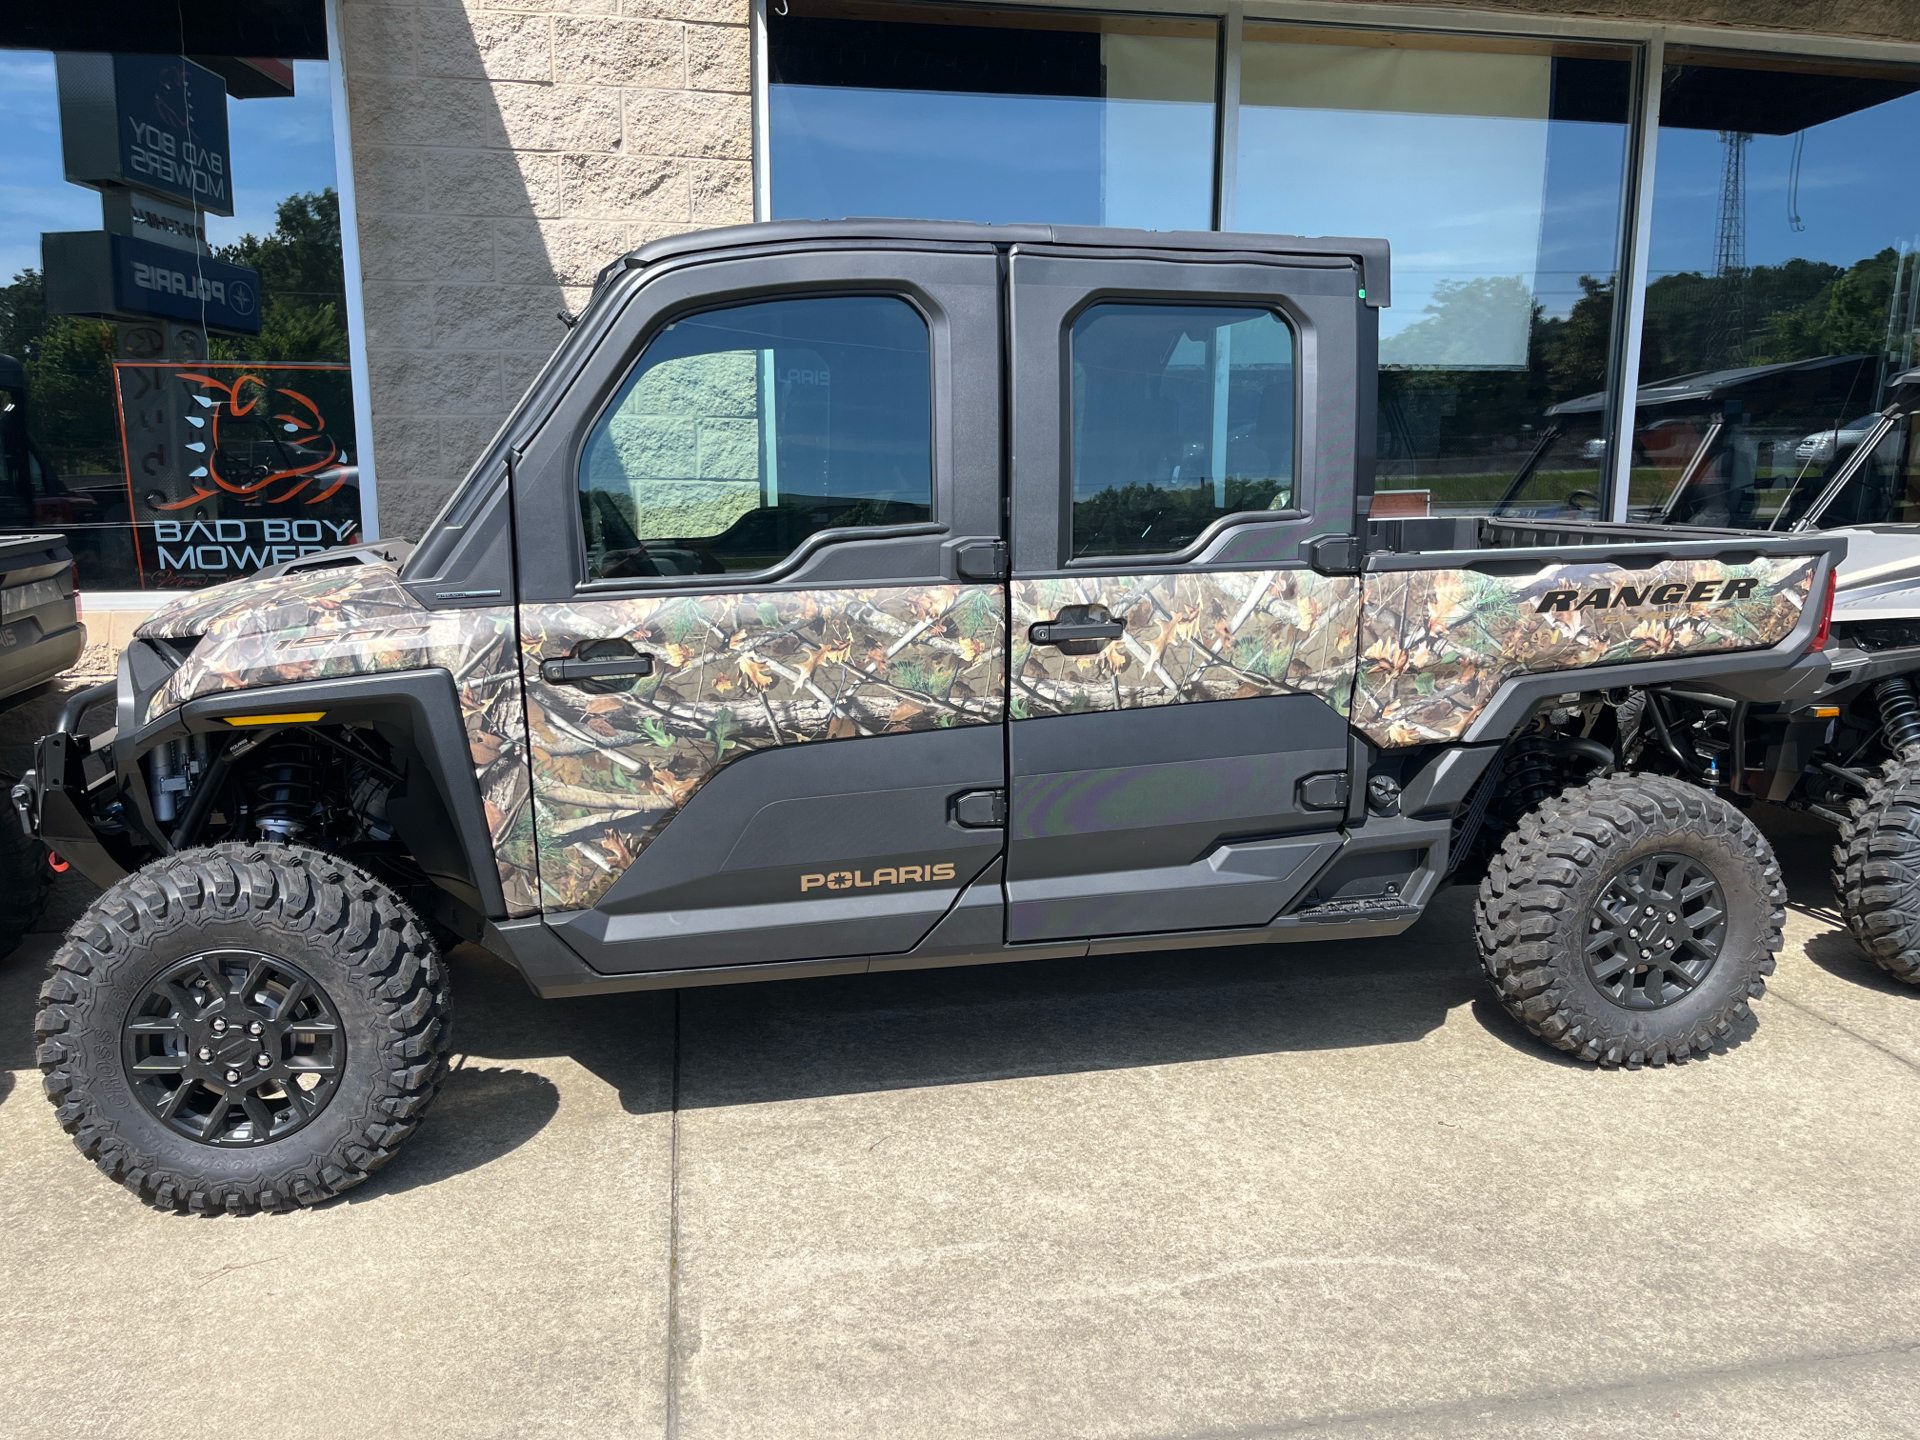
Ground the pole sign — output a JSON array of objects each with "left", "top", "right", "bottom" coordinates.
[
  {"left": 43, "top": 231, "right": 261, "bottom": 333},
  {"left": 56, "top": 53, "right": 234, "bottom": 216}
]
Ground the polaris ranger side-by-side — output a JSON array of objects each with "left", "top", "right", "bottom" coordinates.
[{"left": 17, "top": 222, "right": 1843, "bottom": 1213}]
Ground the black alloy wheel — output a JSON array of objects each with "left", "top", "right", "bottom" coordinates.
[
  {"left": 39, "top": 844, "right": 451, "bottom": 1212},
  {"left": 1584, "top": 852, "right": 1726, "bottom": 1010},
  {"left": 1477, "top": 773, "right": 1783, "bottom": 1067},
  {"left": 122, "top": 949, "right": 343, "bottom": 1146}
]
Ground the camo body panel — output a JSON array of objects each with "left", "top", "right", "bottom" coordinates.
[
  {"left": 1010, "top": 570, "right": 1361, "bottom": 721},
  {"left": 1353, "top": 555, "right": 1817, "bottom": 746},
  {"left": 135, "top": 566, "right": 539, "bottom": 916},
  {"left": 521, "top": 584, "right": 1006, "bottom": 912}
]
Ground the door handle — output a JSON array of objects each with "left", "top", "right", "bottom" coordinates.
[
  {"left": 1028, "top": 604, "right": 1125, "bottom": 655},
  {"left": 540, "top": 656, "right": 654, "bottom": 684},
  {"left": 540, "top": 638, "right": 654, "bottom": 690}
]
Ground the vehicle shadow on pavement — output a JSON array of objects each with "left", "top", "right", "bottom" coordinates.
[
  {"left": 440, "top": 887, "right": 1491, "bottom": 1117},
  {"left": 1754, "top": 810, "right": 1905, "bottom": 996},
  {"left": 1465, "top": 993, "right": 1759, "bottom": 1067},
  {"left": 346, "top": 1063, "right": 563, "bottom": 1202},
  {"left": 0, "top": 945, "right": 48, "bottom": 1084},
  {"left": 1802, "top": 929, "right": 1914, "bottom": 996}
]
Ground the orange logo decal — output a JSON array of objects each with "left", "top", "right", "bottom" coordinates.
[{"left": 157, "top": 372, "right": 349, "bottom": 510}]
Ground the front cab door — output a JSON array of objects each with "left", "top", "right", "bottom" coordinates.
[
  {"left": 1004, "top": 243, "right": 1371, "bottom": 945},
  {"left": 512, "top": 244, "right": 1008, "bottom": 975}
]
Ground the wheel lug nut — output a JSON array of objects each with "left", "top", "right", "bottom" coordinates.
[
  {"left": 197, "top": 1047, "right": 212, "bottom": 1061},
  {"left": 249, "top": 1021, "right": 263, "bottom": 1035},
  {"left": 1640, "top": 948, "right": 1652, "bottom": 959},
  {"left": 257, "top": 1054, "right": 271, "bottom": 1067},
  {"left": 226, "top": 1069, "right": 240, "bottom": 1083},
  {"left": 212, "top": 1018, "right": 226, "bottom": 1033},
  {"left": 1629, "top": 929, "right": 1639, "bottom": 938}
]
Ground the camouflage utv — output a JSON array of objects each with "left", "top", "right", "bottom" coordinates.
[{"left": 15, "top": 222, "right": 1843, "bottom": 1214}]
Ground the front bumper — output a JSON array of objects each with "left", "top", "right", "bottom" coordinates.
[{"left": 11, "top": 680, "right": 133, "bottom": 889}]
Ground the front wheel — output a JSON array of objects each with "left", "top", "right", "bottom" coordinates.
[
  {"left": 34, "top": 843, "right": 452, "bottom": 1212},
  {"left": 1476, "top": 773, "right": 1784, "bottom": 1067}
]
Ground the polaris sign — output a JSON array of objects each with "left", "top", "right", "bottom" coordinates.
[{"left": 42, "top": 231, "right": 262, "bottom": 334}]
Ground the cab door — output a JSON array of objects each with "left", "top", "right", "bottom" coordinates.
[
  {"left": 1003, "top": 245, "right": 1369, "bottom": 945},
  {"left": 511, "top": 245, "right": 1007, "bottom": 975}
]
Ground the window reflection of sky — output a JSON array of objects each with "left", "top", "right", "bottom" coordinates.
[
  {"left": 0, "top": 54, "right": 339, "bottom": 281},
  {"left": 1238, "top": 107, "right": 1627, "bottom": 344},
  {"left": 1650, "top": 90, "right": 1920, "bottom": 278},
  {"left": 770, "top": 84, "right": 1214, "bottom": 231}
]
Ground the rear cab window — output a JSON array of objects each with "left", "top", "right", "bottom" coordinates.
[{"left": 1070, "top": 302, "right": 1297, "bottom": 558}]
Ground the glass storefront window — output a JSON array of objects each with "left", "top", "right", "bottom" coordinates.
[
  {"left": 0, "top": 43, "right": 361, "bottom": 590},
  {"left": 1236, "top": 27, "right": 1635, "bottom": 519},
  {"left": 1629, "top": 50, "right": 1920, "bottom": 529},
  {"left": 768, "top": 1, "right": 1217, "bottom": 230}
]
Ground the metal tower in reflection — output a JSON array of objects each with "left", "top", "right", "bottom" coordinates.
[{"left": 1707, "top": 131, "right": 1752, "bottom": 367}]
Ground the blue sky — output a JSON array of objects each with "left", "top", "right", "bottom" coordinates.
[
  {"left": 0, "top": 52, "right": 341, "bottom": 282},
  {"left": 771, "top": 85, "right": 1216, "bottom": 233},
  {"left": 1649, "top": 91, "right": 1920, "bottom": 279}
]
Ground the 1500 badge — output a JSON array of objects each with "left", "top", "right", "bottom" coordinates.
[{"left": 801, "top": 862, "right": 958, "bottom": 893}]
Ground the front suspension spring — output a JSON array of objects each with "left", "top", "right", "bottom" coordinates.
[{"left": 1875, "top": 675, "right": 1920, "bottom": 757}]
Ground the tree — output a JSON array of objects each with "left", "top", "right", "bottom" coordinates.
[
  {"left": 0, "top": 267, "right": 119, "bottom": 474},
  {"left": 1749, "top": 249, "right": 1900, "bottom": 365},
  {"left": 212, "top": 188, "right": 350, "bottom": 363}
]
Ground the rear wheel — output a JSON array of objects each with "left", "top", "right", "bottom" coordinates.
[
  {"left": 1476, "top": 773, "right": 1784, "bottom": 1067},
  {"left": 1832, "top": 754, "right": 1920, "bottom": 984},
  {"left": 34, "top": 842, "right": 451, "bottom": 1212}
]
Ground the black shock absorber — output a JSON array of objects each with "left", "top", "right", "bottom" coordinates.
[
  {"left": 1495, "top": 733, "right": 1564, "bottom": 816},
  {"left": 1875, "top": 675, "right": 1920, "bottom": 757},
  {"left": 251, "top": 740, "right": 318, "bottom": 841}
]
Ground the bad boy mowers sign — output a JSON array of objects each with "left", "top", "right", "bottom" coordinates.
[
  {"left": 56, "top": 53, "right": 235, "bottom": 215},
  {"left": 113, "top": 362, "right": 364, "bottom": 587}
]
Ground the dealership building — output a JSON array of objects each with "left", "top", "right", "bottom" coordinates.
[{"left": 2, "top": 0, "right": 1918, "bottom": 601}]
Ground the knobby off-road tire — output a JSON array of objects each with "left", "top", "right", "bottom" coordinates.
[
  {"left": 35, "top": 843, "right": 452, "bottom": 1213},
  {"left": 1476, "top": 773, "right": 1785, "bottom": 1068},
  {"left": 0, "top": 771, "right": 56, "bottom": 960},
  {"left": 1833, "top": 753, "right": 1920, "bottom": 984}
]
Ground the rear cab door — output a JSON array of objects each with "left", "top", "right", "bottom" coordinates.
[
  {"left": 510, "top": 240, "right": 1008, "bottom": 976},
  {"left": 1004, "top": 239, "right": 1374, "bottom": 945}
]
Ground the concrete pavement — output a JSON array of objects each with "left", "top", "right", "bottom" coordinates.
[{"left": 2, "top": 814, "right": 1918, "bottom": 1438}]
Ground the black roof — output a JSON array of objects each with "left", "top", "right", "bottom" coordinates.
[
  {"left": 1548, "top": 353, "right": 1875, "bottom": 416},
  {"left": 604, "top": 218, "right": 1392, "bottom": 309}
]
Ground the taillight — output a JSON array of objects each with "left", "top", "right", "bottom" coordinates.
[
  {"left": 1810, "top": 569, "right": 1838, "bottom": 650},
  {"left": 69, "top": 563, "right": 80, "bottom": 623}
]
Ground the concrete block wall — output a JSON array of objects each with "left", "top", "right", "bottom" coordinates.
[{"left": 337, "top": 0, "right": 755, "bottom": 541}]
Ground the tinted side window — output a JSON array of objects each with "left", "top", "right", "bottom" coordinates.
[
  {"left": 579, "top": 295, "right": 931, "bottom": 579},
  {"left": 1070, "top": 303, "right": 1296, "bottom": 559}
]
